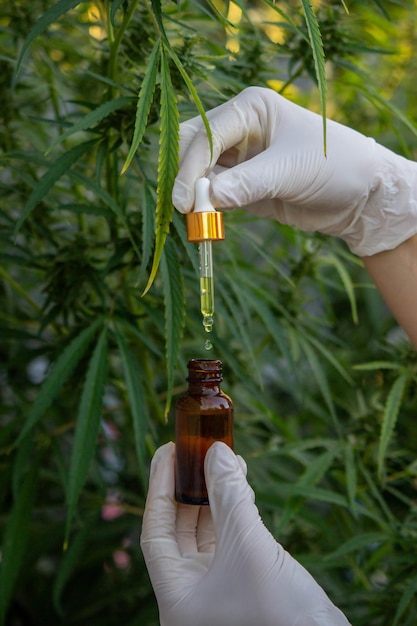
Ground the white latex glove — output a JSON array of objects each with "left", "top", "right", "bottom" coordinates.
[
  {"left": 140, "top": 441, "right": 351, "bottom": 626},
  {"left": 172, "top": 86, "right": 417, "bottom": 256}
]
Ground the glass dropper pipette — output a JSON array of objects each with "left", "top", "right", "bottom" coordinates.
[
  {"left": 199, "top": 238, "right": 214, "bottom": 333},
  {"left": 186, "top": 178, "right": 225, "bottom": 335}
]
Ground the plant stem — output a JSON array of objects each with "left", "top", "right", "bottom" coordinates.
[{"left": 107, "top": 0, "right": 140, "bottom": 97}]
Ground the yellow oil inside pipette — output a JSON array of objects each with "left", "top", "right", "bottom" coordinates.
[{"left": 199, "top": 240, "right": 214, "bottom": 334}]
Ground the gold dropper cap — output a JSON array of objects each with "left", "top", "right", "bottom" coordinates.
[{"left": 186, "top": 178, "right": 225, "bottom": 243}]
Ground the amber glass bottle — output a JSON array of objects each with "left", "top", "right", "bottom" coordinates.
[{"left": 175, "top": 359, "right": 234, "bottom": 505}]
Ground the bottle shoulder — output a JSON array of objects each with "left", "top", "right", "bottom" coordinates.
[{"left": 176, "top": 390, "right": 233, "bottom": 411}]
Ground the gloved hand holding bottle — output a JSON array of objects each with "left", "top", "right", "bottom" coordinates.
[
  {"left": 141, "top": 441, "right": 351, "bottom": 626},
  {"left": 172, "top": 87, "right": 417, "bottom": 346}
]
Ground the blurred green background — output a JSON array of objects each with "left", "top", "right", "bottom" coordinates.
[{"left": 1, "top": 1, "right": 417, "bottom": 624}]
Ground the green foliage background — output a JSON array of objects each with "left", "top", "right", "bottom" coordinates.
[{"left": 1, "top": 0, "right": 417, "bottom": 624}]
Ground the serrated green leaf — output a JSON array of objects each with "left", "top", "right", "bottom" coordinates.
[
  {"left": 207, "top": 0, "right": 238, "bottom": 28},
  {"left": 46, "top": 97, "right": 132, "bottom": 155},
  {"left": 393, "top": 570, "right": 417, "bottom": 626},
  {"left": 70, "top": 169, "right": 142, "bottom": 261},
  {"left": 320, "top": 252, "right": 358, "bottom": 323},
  {"left": 14, "top": 140, "right": 96, "bottom": 236},
  {"left": 262, "top": 0, "right": 305, "bottom": 37},
  {"left": 228, "top": 222, "right": 294, "bottom": 285},
  {"left": 95, "top": 139, "right": 107, "bottom": 183},
  {"left": 143, "top": 46, "right": 179, "bottom": 295},
  {"left": 378, "top": 372, "right": 408, "bottom": 480},
  {"left": 65, "top": 328, "right": 108, "bottom": 543},
  {"left": 53, "top": 523, "right": 89, "bottom": 615},
  {"left": 353, "top": 360, "right": 402, "bottom": 371},
  {"left": 260, "top": 482, "right": 349, "bottom": 508},
  {"left": 300, "top": 0, "right": 327, "bottom": 153},
  {"left": 297, "top": 334, "right": 337, "bottom": 425},
  {"left": 358, "top": 458, "right": 396, "bottom": 525},
  {"left": 278, "top": 448, "right": 339, "bottom": 532},
  {"left": 114, "top": 324, "right": 149, "bottom": 483},
  {"left": 217, "top": 277, "right": 263, "bottom": 388},
  {"left": 325, "top": 531, "right": 389, "bottom": 561},
  {"left": 121, "top": 40, "right": 160, "bottom": 174},
  {"left": 82, "top": 68, "right": 132, "bottom": 93},
  {"left": 290, "top": 484, "right": 348, "bottom": 506},
  {"left": 16, "top": 318, "right": 103, "bottom": 446},
  {"left": 151, "top": 0, "right": 211, "bottom": 155},
  {"left": 336, "top": 58, "right": 417, "bottom": 140},
  {"left": 300, "top": 330, "right": 354, "bottom": 385},
  {"left": 298, "top": 448, "right": 340, "bottom": 487},
  {"left": 365, "top": 85, "right": 417, "bottom": 139},
  {"left": 344, "top": 442, "right": 358, "bottom": 517},
  {"left": 11, "top": 434, "right": 36, "bottom": 500},
  {"left": 160, "top": 238, "right": 185, "bottom": 417},
  {"left": 0, "top": 459, "right": 39, "bottom": 625},
  {"left": 172, "top": 210, "right": 200, "bottom": 276},
  {"left": 137, "top": 185, "right": 156, "bottom": 286},
  {"left": 13, "top": 0, "right": 82, "bottom": 84},
  {"left": 340, "top": 0, "right": 349, "bottom": 14},
  {"left": 58, "top": 203, "right": 113, "bottom": 218},
  {"left": 167, "top": 47, "right": 213, "bottom": 162},
  {"left": 284, "top": 438, "right": 337, "bottom": 454},
  {"left": 0, "top": 265, "right": 41, "bottom": 313},
  {"left": 276, "top": 497, "right": 303, "bottom": 533},
  {"left": 114, "top": 315, "right": 164, "bottom": 360},
  {"left": 226, "top": 265, "right": 289, "bottom": 359},
  {"left": 69, "top": 170, "right": 125, "bottom": 222},
  {"left": 242, "top": 284, "right": 288, "bottom": 356}
]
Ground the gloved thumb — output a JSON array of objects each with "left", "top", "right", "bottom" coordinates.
[
  {"left": 204, "top": 443, "right": 352, "bottom": 626},
  {"left": 204, "top": 442, "right": 266, "bottom": 552}
]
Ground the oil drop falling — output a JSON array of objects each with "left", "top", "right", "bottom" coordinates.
[{"left": 204, "top": 338, "right": 213, "bottom": 351}]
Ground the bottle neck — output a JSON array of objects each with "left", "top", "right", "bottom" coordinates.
[
  {"left": 187, "top": 380, "right": 221, "bottom": 394},
  {"left": 186, "top": 358, "right": 223, "bottom": 394}
]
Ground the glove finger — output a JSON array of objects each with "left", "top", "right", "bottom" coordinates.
[
  {"left": 178, "top": 114, "right": 205, "bottom": 162},
  {"left": 140, "top": 442, "right": 179, "bottom": 559},
  {"left": 204, "top": 443, "right": 267, "bottom": 549},
  {"left": 173, "top": 97, "right": 260, "bottom": 213},
  {"left": 140, "top": 443, "right": 208, "bottom": 599},
  {"left": 208, "top": 148, "right": 302, "bottom": 209},
  {"left": 204, "top": 444, "right": 303, "bottom": 600},
  {"left": 176, "top": 504, "right": 201, "bottom": 554},
  {"left": 211, "top": 152, "right": 362, "bottom": 234},
  {"left": 196, "top": 506, "right": 215, "bottom": 553},
  {"left": 195, "top": 455, "right": 249, "bottom": 554}
]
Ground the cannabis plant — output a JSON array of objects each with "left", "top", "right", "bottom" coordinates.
[{"left": 1, "top": 1, "right": 417, "bottom": 624}]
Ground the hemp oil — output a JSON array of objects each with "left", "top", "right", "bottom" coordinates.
[{"left": 199, "top": 240, "right": 214, "bottom": 333}]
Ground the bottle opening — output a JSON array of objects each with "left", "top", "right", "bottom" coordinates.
[{"left": 187, "top": 358, "right": 223, "bottom": 382}]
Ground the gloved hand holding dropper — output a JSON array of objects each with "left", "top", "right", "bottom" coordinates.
[
  {"left": 173, "top": 87, "right": 417, "bottom": 346},
  {"left": 173, "top": 86, "right": 417, "bottom": 257}
]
